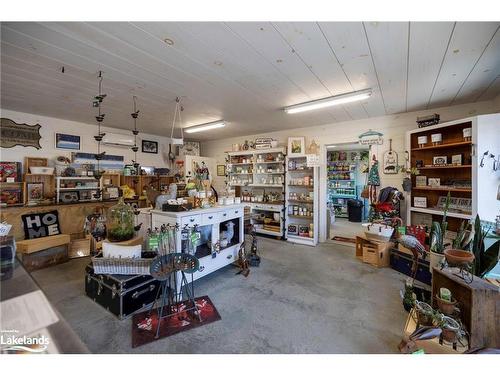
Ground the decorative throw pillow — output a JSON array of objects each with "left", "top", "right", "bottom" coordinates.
[{"left": 21, "top": 210, "right": 61, "bottom": 239}]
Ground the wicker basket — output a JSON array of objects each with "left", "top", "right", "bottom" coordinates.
[{"left": 91, "top": 251, "right": 157, "bottom": 275}]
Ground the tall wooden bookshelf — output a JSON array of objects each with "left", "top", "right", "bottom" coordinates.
[{"left": 406, "top": 119, "right": 474, "bottom": 231}]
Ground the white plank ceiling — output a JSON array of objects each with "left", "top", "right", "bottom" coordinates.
[{"left": 1, "top": 22, "right": 499, "bottom": 140}]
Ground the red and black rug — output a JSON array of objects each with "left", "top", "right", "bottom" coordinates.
[{"left": 132, "top": 296, "right": 221, "bottom": 348}]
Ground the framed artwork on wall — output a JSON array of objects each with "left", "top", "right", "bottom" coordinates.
[
  {"left": 55, "top": 133, "right": 81, "bottom": 150},
  {"left": 288, "top": 137, "right": 305, "bottom": 156},
  {"left": 142, "top": 140, "right": 158, "bottom": 154}
]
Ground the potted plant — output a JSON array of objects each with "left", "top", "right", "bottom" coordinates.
[
  {"left": 429, "top": 192, "right": 451, "bottom": 269},
  {"left": 469, "top": 214, "right": 500, "bottom": 278},
  {"left": 397, "top": 166, "right": 420, "bottom": 192},
  {"left": 435, "top": 314, "right": 463, "bottom": 344},
  {"left": 414, "top": 300, "right": 435, "bottom": 326}
]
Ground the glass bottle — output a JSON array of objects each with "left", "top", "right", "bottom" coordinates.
[{"left": 106, "top": 197, "right": 135, "bottom": 242}]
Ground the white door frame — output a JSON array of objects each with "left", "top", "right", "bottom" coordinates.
[{"left": 318, "top": 140, "right": 369, "bottom": 242}]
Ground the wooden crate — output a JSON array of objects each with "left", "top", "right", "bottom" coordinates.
[
  {"left": 400, "top": 308, "right": 468, "bottom": 354},
  {"left": 356, "top": 235, "right": 392, "bottom": 267},
  {"left": 18, "top": 245, "right": 68, "bottom": 271},
  {"left": 69, "top": 233, "right": 91, "bottom": 258},
  {"left": 432, "top": 267, "right": 500, "bottom": 349}
]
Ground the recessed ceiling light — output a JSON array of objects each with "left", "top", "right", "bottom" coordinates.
[
  {"left": 164, "top": 38, "right": 174, "bottom": 46},
  {"left": 214, "top": 60, "right": 223, "bottom": 66},
  {"left": 276, "top": 59, "right": 283, "bottom": 63},
  {"left": 284, "top": 89, "right": 372, "bottom": 114},
  {"left": 184, "top": 120, "right": 225, "bottom": 134}
]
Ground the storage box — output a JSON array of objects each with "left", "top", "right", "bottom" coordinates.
[
  {"left": 19, "top": 245, "right": 69, "bottom": 272},
  {"left": 390, "top": 248, "right": 432, "bottom": 285},
  {"left": 69, "top": 233, "right": 91, "bottom": 258},
  {"left": 432, "top": 267, "right": 500, "bottom": 349},
  {"left": 356, "top": 235, "right": 392, "bottom": 267},
  {"left": 85, "top": 263, "right": 160, "bottom": 320}
]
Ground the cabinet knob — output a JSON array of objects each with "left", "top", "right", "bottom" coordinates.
[
  {"left": 208, "top": 216, "right": 213, "bottom": 219},
  {"left": 199, "top": 266, "right": 205, "bottom": 272},
  {"left": 223, "top": 213, "right": 227, "bottom": 217},
  {"left": 190, "top": 218, "right": 195, "bottom": 222},
  {"left": 226, "top": 254, "right": 232, "bottom": 259},
  {"left": 235, "top": 210, "right": 239, "bottom": 214}
]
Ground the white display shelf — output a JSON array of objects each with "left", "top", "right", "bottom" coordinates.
[
  {"left": 409, "top": 207, "right": 472, "bottom": 219},
  {"left": 57, "top": 176, "right": 96, "bottom": 180},
  {"left": 248, "top": 184, "right": 283, "bottom": 188},
  {"left": 254, "top": 227, "right": 282, "bottom": 236},
  {"left": 254, "top": 160, "right": 283, "bottom": 164},
  {"left": 285, "top": 155, "right": 319, "bottom": 247},
  {"left": 58, "top": 187, "right": 99, "bottom": 191},
  {"left": 253, "top": 172, "right": 284, "bottom": 175}
]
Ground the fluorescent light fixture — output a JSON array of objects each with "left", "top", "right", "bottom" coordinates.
[
  {"left": 184, "top": 120, "right": 225, "bottom": 134},
  {"left": 284, "top": 89, "right": 372, "bottom": 114}
]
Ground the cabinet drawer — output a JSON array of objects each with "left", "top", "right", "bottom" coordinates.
[
  {"left": 194, "top": 246, "right": 237, "bottom": 281},
  {"left": 201, "top": 212, "right": 220, "bottom": 226},
  {"left": 180, "top": 215, "right": 201, "bottom": 227},
  {"left": 226, "top": 207, "right": 243, "bottom": 221}
]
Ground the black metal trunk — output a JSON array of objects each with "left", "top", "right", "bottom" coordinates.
[{"left": 85, "top": 263, "right": 160, "bottom": 320}]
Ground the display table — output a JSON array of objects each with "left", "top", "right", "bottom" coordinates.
[{"left": 151, "top": 204, "right": 245, "bottom": 288}]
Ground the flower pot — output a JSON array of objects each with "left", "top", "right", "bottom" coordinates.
[
  {"left": 415, "top": 301, "right": 434, "bottom": 326},
  {"left": 441, "top": 316, "right": 462, "bottom": 343},
  {"left": 435, "top": 295, "right": 457, "bottom": 315},
  {"left": 430, "top": 251, "right": 445, "bottom": 270},
  {"left": 402, "top": 177, "right": 412, "bottom": 192},
  {"left": 444, "top": 249, "right": 475, "bottom": 267}
]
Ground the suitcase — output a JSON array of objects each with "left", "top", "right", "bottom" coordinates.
[
  {"left": 85, "top": 263, "right": 160, "bottom": 320},
  {"left": 390, "top": 249, "right": 432, "bottom": 285}
]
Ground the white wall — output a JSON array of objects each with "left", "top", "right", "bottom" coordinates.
[
  {"left": 201, "top": 100, "right": 500, "bottom": 241},
  {"left": 0, "top": 109, "right": 174, "bottom": 170},
  {"left": 476, "top": 114, "right": 500, "bottom": 222}
]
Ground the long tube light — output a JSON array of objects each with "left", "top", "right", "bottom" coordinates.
[
  {"left": 184, "top": 120, "right": 226, "bottom": 134},
  {"left": 284, "top": 89, "right": 372, "bottom": 114}
]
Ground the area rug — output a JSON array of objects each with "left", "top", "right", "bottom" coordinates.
[
  {"left": 331, "top": 236, "right": 356, "bottom": 243},
  {"left": 131, "top": 295, "right": 221, "bottom": 348}
]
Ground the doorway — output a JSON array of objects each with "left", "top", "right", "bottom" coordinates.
[{"left": 325, "top": 142, "right": 369, "bottom": 243}]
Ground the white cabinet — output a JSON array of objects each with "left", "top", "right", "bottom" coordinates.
[{"left": 151, "top": 205, "right": 245, "bottom": 290}]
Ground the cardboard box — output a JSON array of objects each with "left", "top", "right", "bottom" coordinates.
[{"left": 356, "top": 234, "right": 392, "bottom": 268}]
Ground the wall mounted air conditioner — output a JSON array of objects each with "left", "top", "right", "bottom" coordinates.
[{"left": 102, "top": 132, "right": 136, "bottom": 147}]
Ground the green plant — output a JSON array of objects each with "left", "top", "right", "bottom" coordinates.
[
  {"left": 470, "top": 215, "right": 500, "bottom": 278},
  {"left": 452, "top": 220, "right": 473, "bottom": 250},
  {"left": 430, "top": 192, "right": 451, "bottom": 254}
]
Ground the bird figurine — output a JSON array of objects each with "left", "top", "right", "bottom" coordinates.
[{"left": 396, "top": 234, "right": 426, "bottom": 279}]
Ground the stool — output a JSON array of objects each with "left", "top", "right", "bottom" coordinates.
[
  {"left": 149, "top": 253, "right": 201, "bottom": 339},
  {"left": 17, "top": 234, "right": 70, "bottom": 271}
]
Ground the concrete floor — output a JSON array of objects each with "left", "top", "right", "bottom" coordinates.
[{"left": 31, "top": 238, "right": 408, "bottom": 353}]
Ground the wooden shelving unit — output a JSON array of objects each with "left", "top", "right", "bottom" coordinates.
[{"left": 407, "top": 118, "right": 474, "bottom": 231}]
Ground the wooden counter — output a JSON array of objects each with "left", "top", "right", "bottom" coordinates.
[{"left": 0, "top": 200, "right": 118, "bottom": 241}]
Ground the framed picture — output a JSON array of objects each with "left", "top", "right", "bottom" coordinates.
[
  {"left": 428, "top": 178, "right": 441, "bottom": 187},
  {"left": 413, "top": 197, "right": 427, "bottom": 208},
  {"left": 451, "top": 154, "right": 462, "bottom": 166},
  {"left": 55, "top": 133, "right": 81, "bottom": 150},
  {"left": 433, "top": 156, "right": 448, "bottom": 165},
  {"left": 27, "top": 182, "right": 44, "bottom": 202},
  {"left": 217, "top": 165, "right": 226, "bottom": 176},
  {"left": 415, "top": 175, "right": 427, "bottom": 187},
  {"left": 0, "top": 161, "right": 21, "bottom": 182},
  {"left": 288, "top": 137, "right": 305, "bottom": 156},
  {"left": 142, "top": 140, "right": 158, "bottom": 154}
]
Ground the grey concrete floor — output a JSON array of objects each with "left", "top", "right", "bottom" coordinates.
[{"left": 31, "top": 238, "right": 408, "bottom": 353}]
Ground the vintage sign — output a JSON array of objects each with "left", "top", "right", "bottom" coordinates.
[{"left": 0, "top": 118, "right": 42, "bottom": 149}]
